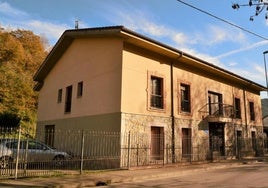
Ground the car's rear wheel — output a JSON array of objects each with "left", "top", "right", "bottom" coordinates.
[
  {"left": 0, "top": 156, "right": 11, "bottom": 169},
  {"left": 53, "top": 155, "right": 65, "bottom": 167}
]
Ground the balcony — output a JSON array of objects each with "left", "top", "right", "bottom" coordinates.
[{"left": 199, "top": 103, "right": 234, "bottom": 122}]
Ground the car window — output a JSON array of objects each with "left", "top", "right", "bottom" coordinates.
[
  {"left": 5, "top": 141, "right": 16, "bottom": 149},
  {"left": 28, "top": 141, "right": 47, "bottom": 150},
  {"left": 6, "top": 141, "right": 18, "bottom": 149},
  {"left": 0, "top": 139, "right": 6, "bottom": 144},
  {"left": 6, "top": 140, "right": 27, "bottom": 149}
]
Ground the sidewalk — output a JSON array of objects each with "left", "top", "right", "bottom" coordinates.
[{"left": 0, "top": 159, "right": 264, "bottom": 188}]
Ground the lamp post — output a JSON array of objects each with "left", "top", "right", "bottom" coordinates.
[
  {"left": 263, "top": 50, "right": 268, "bottom": 96},
  {"left": 232, "top": 0, "right": 268, "bottom": 21}
]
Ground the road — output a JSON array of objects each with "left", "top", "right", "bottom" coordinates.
[{"left": 110, "top": 162, "right": 268, "bottom": 188}]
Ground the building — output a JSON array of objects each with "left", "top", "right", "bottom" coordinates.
[
  {"left": 262, "top": 98, "right": 268, "bottom": 135},
  {"left": 261, "top": 98, "right": 268, "bottom": 154},
  {"left": 34, "top": 26, "right": 266, "bottom": 167}
]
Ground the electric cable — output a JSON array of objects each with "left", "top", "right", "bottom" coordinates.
[{"left": 177, "top": 0, "right": 268, "bottom": 41}]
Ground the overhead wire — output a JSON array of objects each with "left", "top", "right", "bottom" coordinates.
[{"left": 177, "top": 0, "right": 268, "bottom": 41}]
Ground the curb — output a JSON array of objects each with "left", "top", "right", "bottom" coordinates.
[{"left": 0, "top": 159, "right": 265, "bottom": 187}]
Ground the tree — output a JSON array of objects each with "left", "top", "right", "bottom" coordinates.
[{"left": 0, "top": 28, "right": 47, "bottom": 133}]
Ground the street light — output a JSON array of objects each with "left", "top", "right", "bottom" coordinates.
[
  {"left": 263, "top": 50, "right": 268, "bottom": 96},
  {"left": 232, "top": 0, "right": 268, "bottom": 21}
]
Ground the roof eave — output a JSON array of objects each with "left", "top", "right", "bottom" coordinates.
[
  {"left": 33, "top": 26, "right": 267, "bottom": 93},
  {"left": 33, "top": 26, "right": 125, "bottom": 82}
]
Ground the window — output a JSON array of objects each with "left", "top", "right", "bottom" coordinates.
[
  {"left": 249, "top": 102, "right": 255, "bottom": 121},
  {"left": 234, "top": 98, "right": 241, "bottom": 119},
  {"left": 180, "top": 84, "right": 191, "bottom": 113},
  {"left": 65, "top": 85, "right": 72, "bottom": 113},
  {"left": 208, "top": 91, "right": 223, "bottom": 116},
  {"left": 150, "top": 76, "right": 163, "bottom": 109},
  {"left": 77, "top": 81, "right": 83, "bottom": 97},
  {"left": 57, "top": 89, "right": 62, "bottom": 103}
]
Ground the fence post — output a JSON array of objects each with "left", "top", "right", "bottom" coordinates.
[
  {"left": 127, "top": 131, "right": 131, "bottom": 169},
  {"left": 23, "top": 139, "right": 29, "bottom": 175},
  {"left": 15, "top": 125, "right": 21, "bottom": 179},
  {"left": 166, "top": 144, "right": 169, "bottom": 164},
  {"left": 210, "top": 137, "right": 213, "bottom": 162},
  {"left": 136, "top": 144, "right": 139, "bottom": 166},
  {"left": 197, "top": 143, "right": 199, "bottom": 161},
  {"left": 162, "top": 133, "right": 165, "bottom": 166},
  {"left": 80, "top": 130, "right": 85, "bottom": 174}
]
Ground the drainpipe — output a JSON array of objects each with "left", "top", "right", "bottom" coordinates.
[
  {"left": 170, "top": 61, "right": 175, "bottom": 163},
  {"left": 243, "top": 89, "right": 248, "bottom": 138}
]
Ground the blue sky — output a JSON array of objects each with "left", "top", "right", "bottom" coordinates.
[{"left": 1, "top": 0, "right": 268, "bottom": 97}]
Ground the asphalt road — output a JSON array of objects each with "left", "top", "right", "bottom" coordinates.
[{"left": 110, "top": 162, "right": 268, "bottom": 188}]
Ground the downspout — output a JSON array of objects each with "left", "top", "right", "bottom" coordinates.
[
  {"left": 170, "top": 52, "right": 183, "bottom": 163},
  {"left": 243, "top": 89, "right": 248, "bottom": 138},
  {"left": 170, "top": 60, "right": 175, "bottom": 163}
]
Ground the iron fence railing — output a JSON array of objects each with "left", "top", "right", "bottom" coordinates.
[{"left": 0, "top": 127, "right": 266, "bottom": 179}]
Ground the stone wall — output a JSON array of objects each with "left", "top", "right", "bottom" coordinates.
[{"left": 121, "top": 113, "right": 264, "bottom": 166}]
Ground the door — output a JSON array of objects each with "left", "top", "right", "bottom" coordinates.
[
  {"left": 209, "top": 123, "right": 225, "bottom": 156},
  {"left": 251, "top": 131, "right": 257, "bottom": 155},
  {"left": 182, "top": 128, "right": 192, "bottom": 159},
  {"left": 236, "top": 130, "right": 242, "bottom": 158},
  {"left": 151, "top": 127, "right": 164, "bottom": 160}
]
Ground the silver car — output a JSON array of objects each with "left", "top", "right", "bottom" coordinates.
[{"left": 0, "top": 139, "right": 70, "bottom": 168}]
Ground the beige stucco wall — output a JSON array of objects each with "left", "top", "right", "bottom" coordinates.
[
  {"left": 173, "top": 66, "right": 263, "bottom": 127},
  {"left": 37, "top": 35, "right": 263, "bottom": 131},
  {"left": 121, "top": 49, "right": 171, "bottom": 117},
  {"left": 121, "top": 46, "right": 263, "bottom": 129},
  {"left": 37, "top": 113, "right": 121, "bottom": 132},
  {"left": 37, "top": 37, "right": 123, "bottom": 122}
]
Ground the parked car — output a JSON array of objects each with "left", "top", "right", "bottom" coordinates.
[
  {"left": 0, "top": 139, "right": 70, "bottom": 169},
  {"left": 0, "top": 139, "right": 13, "bottom": 168}
]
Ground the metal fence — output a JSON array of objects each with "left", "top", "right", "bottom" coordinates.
[{"left": 0, "top": 127, "right": 266, "bottom": 179}]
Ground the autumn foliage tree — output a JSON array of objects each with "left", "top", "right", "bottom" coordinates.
[{"left": 0, "top": 27, "right": 47, "bottom": 132}]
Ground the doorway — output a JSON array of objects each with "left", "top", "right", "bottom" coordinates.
[
  {"left": 251, "top": 131, "right": 257, "bottom": 156},
  {"left": 236, "top": 130, "right": 242, "bottom": 158},
  {"left": 151, "top": 127, "right": 164, "bottom": 160},
  {"left": 209, "top": 123, "right": 225, "bottom": 156},
  {"left": 182, "top": 128, "right": 192, "bottom": 159}
]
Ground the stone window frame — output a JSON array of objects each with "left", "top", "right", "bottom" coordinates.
[
  {"left": 233, "top": 97, "right": 242, "bottom": 119},
  {"left": 147, "top": 71, "right": 166, "bottom": 113},
  {"left": 178, "top": 80, "right": 192, "bottom": 115}
]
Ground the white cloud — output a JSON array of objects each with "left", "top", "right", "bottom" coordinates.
[
  {"left": 178, "top": 47, "right": 225, "bottom": 67},
  {"left": 115, "top": 11, "right": 173, "bottom": 38},
  {"left": 0, "top": 2, "right": 27, "bottom": 17},
  {"left": 216, "top": 40, "right": 268, "bottom": 59},
  {"left": 172, "top": 33, "right": 189, "bottom": 46},
  {"left": 183, "top": 25, "right": 247, "bottom": 47},
  {"left": 0, "top": 2, "right": 69, "bottom": 45},
  {"left": 205, "top": 25, "right": 247, "bottom": 45},
  {"left": 110, "top": 8, "right": 249, "bottom": 53},
  {"left": 228, "top": 61, "right": 237, "bottom": 67},
  {"left": 27, "top": 20, "right": 68, "bottom": 41},
  {"left": 229, "top": 64, "right": 265, "bottom": 84}
]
